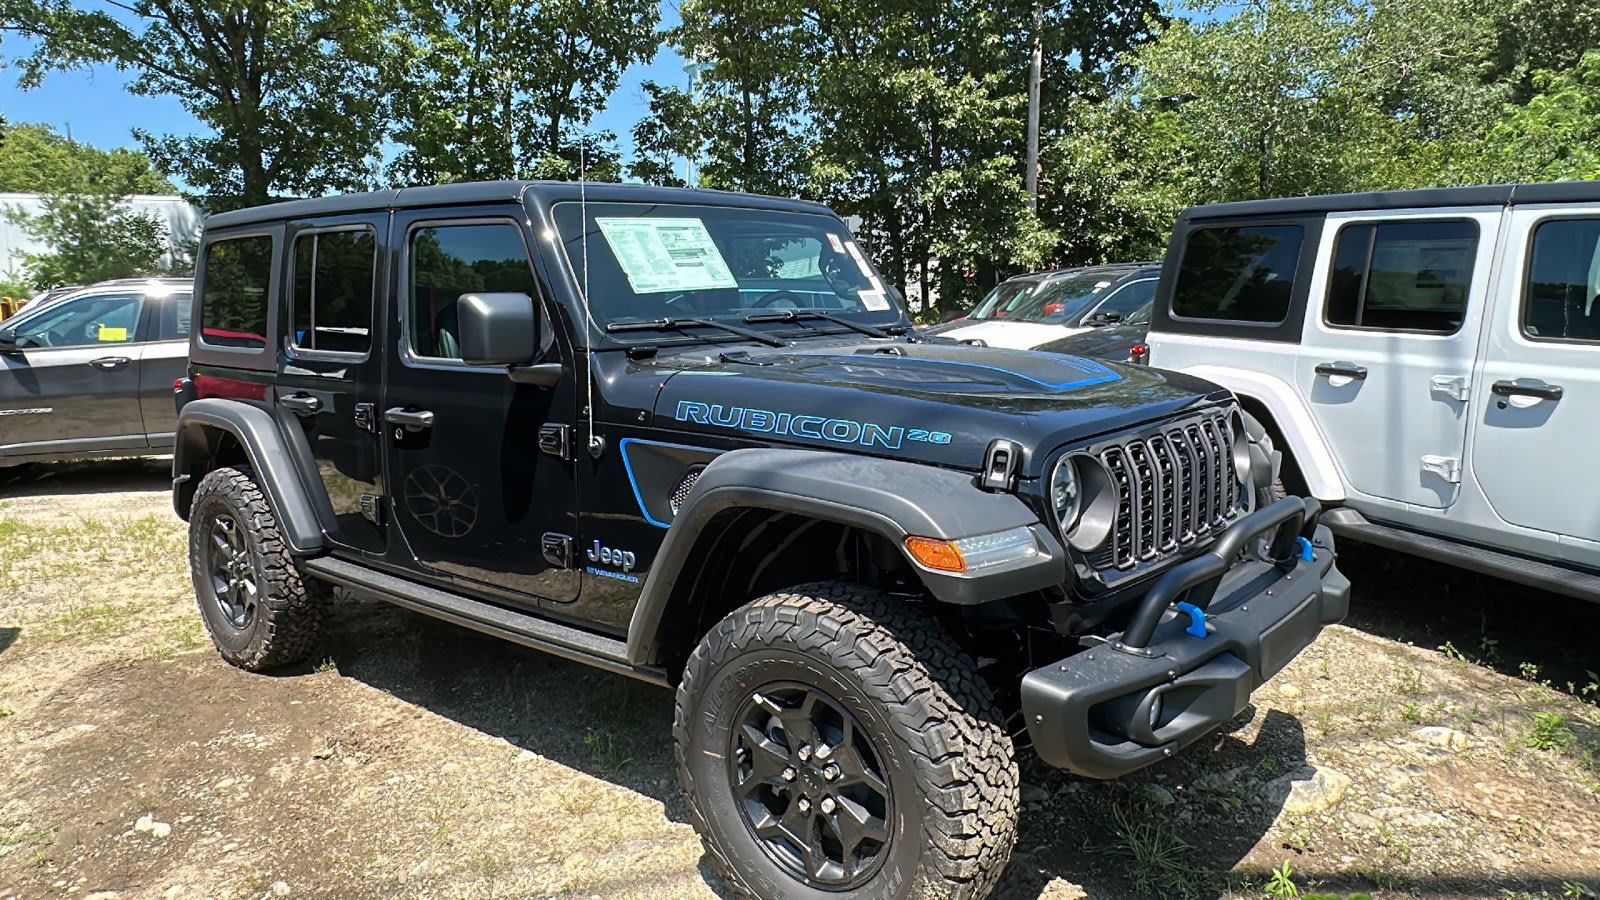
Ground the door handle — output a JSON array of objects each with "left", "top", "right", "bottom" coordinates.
[
  {"left": 88, "top": 356, "right": 131, "bottom": 370},
  {"left": 1314, "top": 362, "right": 1368, "bottom": 380},
  {"left": 1490, "top": 379, "right": 1563, "bottom": 402},
  {"left": 384, "top": 407, "right": 435, "bottom": 430},
  {"left": 278, "top": 393, "right": 322, "bottom": 415}
]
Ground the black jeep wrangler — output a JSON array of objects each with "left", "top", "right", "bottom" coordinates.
[{"left": 173, "top": 181, "right": 1348, "bottom": 900}]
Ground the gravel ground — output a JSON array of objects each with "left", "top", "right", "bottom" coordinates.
[{"left": 0, "top": 458, "right": 1596, "bottom": 900}]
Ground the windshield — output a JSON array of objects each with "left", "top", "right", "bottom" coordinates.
[
  {"left": 552, "top": 202, "right": 907, "bottom": 341},
  {"left": 967, "top": 279, "right": 1039, "bottom": 319},
  {"left": 975, "top": 272, "right": 1125, "bottom": 324}
]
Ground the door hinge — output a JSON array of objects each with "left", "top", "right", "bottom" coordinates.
[
  {"left": 541, "top": 532, "right": 574, "bottom": 568},
  {"left": 353, "top": 402, "right": 377, "bottom": 433},
  {"left": 538, "top": 423, "right": 572, "bottom": 460},
  {"left": 359, "top": 493, "right": 385, "bottom": 525},
  {"left": 1429, "top": 375, "right": 1470, "bottom": 402},
  {"left": 1419, "top": 455, "right": 1462, "bottom": 484}
]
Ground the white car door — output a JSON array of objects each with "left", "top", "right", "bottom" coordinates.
[
  {"left": 1294, "top": 209, "right": 1501, "bottom": 509},
  {"left": 1471, "top": 205, "right": 1600, "bottom": 567}
]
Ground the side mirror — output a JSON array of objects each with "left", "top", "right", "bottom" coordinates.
[
  {"left": 457, "top": 293, "right": 538, "bottom": 366},
  {"left": 0, "top": 326, "right": 17, "bottom": 353}
]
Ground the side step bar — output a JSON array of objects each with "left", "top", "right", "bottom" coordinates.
[
  {"left": 300, "top": 557, "right": 670, "bottom": 686},
  {"left": 1322, "top": 508, "right": 1600, "bottom": 603}
]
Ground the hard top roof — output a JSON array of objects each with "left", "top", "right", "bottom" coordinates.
[
  {"left": 203, "top": 180, "right": 833, "bottom": 230},
  {"left": 1183, "top": 180, "right": 1600, "bottom": 221},
  {"left": 1004, "top": 260, "right": 1160, "bottom": 284}
]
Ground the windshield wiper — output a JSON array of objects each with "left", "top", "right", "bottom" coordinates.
[
  {"left": 743, "top": 309, "right": 896, "bottom": 338},
  {"left": 606, "top": 317, "right": 785, "bottom": 348}
]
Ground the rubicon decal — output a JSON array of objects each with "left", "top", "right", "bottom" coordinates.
[{"left": 675, "top": 400, "right": 952, "bottom": 449}]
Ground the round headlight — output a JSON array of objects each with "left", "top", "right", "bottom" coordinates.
[{"left": 1050, "top": 454, "right": 1081, "bottom": 531}]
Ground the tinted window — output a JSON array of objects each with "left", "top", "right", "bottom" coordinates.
[
  {"left": 1524, "top": 218, "right": 1600, "bottom": 342},
  {"left": 1096, "top": 279, "right": 1158, "bottom": 319},
  {"left": 201, "top": 235, "right": 273, "bottom": 349},
  {"left": 9, "top": 293, "right": 143, "bottom": 349},
  {"left": 1172, "top": 225, "right": 1304, "bottom": 323},
  {"left": 158, "top": 293, "right": 195, "bottom": 341},
  {"left": 292, "top": 229, "right": 376, "bottom": 354},
  {"left": 1325, "top": 221, "right": 1476, "bottom": 333},
  {"left": 409, "top": 224, "right": 535, "bottom": 360}
]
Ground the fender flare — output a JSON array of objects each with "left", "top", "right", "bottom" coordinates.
[
  {"left": 624, "top": 448, "right": 1066, "bottom": 667},
  {"left": 1180, "top": 366, "right": 1344, "bottom": 502},
  {"left": 173, "top": 399, "right": 326, "bottom": 555}
]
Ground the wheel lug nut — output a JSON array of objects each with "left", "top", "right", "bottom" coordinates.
[
  {"left": 782, "top": 766, "right": 796, "bottom": 782},
  {"left": 824, "top": 764, "right": 840, "bottom": 781},
  {"left": 814, "top": 743, "right": 833, "bottom": 761},
  {"left": 820, "top": 797, "right": 836, "bottom": 814},
  {"left": 797, "top": 745, "right": 812, "bottom": 762},
  {"left": 797, "top": 797, "right": 811, "bottom": 813}
]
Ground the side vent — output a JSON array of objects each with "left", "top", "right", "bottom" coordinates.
[{"left": 670, "top": 465, "right": 706, "bottom": 515}]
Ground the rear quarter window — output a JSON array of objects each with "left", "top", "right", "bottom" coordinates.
[
  {"left": 1172, "top": 224, "right": 1305, "bottom": 324},
  {"left": 200, "top": 234, "right": 274, "bottom": 350}
]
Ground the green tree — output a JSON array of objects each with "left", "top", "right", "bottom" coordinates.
[
  {"left": 387, "top": 0, "right": 657, "bottom": 184},
  {"left": 0, "top": 122, "right": 173, "bottom": 194},
  {"left": 1, "top": 0, "right": 393, "bottom": 208},
  {"left": 7, "top": 190, "right": 169, "bottom": 288}
]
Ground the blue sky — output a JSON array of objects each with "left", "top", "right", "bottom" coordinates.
[{"left": 0, "top": 2, "right": 688, "bottom": 181}]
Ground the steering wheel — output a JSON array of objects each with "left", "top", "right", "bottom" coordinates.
[{"left": 750, "top": 290, "right": 808, "bottom": 310}]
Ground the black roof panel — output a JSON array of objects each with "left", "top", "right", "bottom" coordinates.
[
  {"left": 1182, "top": 180, "right": 1600, "bottom": 221},
  {"left": 203, "top": 180, "right": 832, "bottom": 230}
]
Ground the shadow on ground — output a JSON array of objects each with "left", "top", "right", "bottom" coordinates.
[{"left": 0, "top": 457, "right": 172, "bottom": 498}]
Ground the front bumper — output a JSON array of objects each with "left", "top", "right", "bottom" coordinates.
[{"left": 1020, "top": 497, "right": 1350, "bottom": 779}]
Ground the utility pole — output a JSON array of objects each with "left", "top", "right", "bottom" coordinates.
[
  {"left": 1024, "top": 0, "right": 1043, "bottom": 212},
  {"left": 683, "top": 60, "right": 708, "bottom": 187}
]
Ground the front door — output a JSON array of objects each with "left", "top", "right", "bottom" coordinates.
[
  {"left": 0, "top": 290, "right": 150, "bottom": 458},
  {"left": 273, "top": 214, "right": 388, "bottom": 554},
  {"left": 1472, "top": 206, "right": 1600, "bottom": 567},
  {"left": 136, "top": 289, "right": 195, "bottom": 446},
  {"left": 1295, "top": 210, "right": 1500, "bottom": 509},
  {"left": 380, "top": 209, "right": 580, "bottom": 604}
]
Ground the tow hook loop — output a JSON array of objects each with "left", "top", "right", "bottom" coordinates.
[
  {"left": 1297, "top": 536, "right": 1315, "bottom": 563},
  {"left": 1174, "top": 601, "right": 1208, "bottom": 639}
]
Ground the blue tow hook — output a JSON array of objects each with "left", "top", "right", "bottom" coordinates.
[
  {"left": 1297, "top": 536, "right": 1316, "bottom": 563},
  {"left": 1174, "top": 601, "right": 1208, "bottom": 639}
]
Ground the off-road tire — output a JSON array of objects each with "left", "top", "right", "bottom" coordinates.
[
  {"left": 188, "top": 466, "right": 327, "bottom": 671},
  {"left": 674, "top": 582, "right": 1020, "bottom": 900}
]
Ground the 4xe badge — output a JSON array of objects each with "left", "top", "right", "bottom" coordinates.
[{"left": 587, "top": 540, "right": 636, "bottom": 572}]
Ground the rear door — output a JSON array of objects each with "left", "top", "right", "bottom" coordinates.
[
  {"left": 1472, "top": 206, "right": 1600, "bottom": 566},
  {"left": 136, "top": 288, "right": 194, "bottom": 447},
  {"left": 0, "top": 290, "right": 149, "bottom": 458},
  {"left": 1294, "top": 209, "right": 1499, "bottom": 508},
  {"left": 274, "top": 215, "right": 388, "bottom": 555}
]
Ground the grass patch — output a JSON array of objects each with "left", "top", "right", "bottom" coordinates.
[
  {"left": 1090, "top": 801, "right": 1215, "bottom": 899},
  {"left": 1528, "top": 713, "right": 1573, "bottom": 752}
]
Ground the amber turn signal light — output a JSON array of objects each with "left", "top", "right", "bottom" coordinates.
[{"left": 903, "top": 536, "right": 966, "bottom": 573}]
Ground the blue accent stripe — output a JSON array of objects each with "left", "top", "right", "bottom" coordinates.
[
  {"left": 618, "top": 437, "right": 722, "bottom": 530},
  {"left": 906, "top": 357, "right": 1123, "bottom": 391}
]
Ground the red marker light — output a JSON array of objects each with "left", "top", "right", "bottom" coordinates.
[
  {"left": 173, "top": 378, "right": 186, "bottom": 393},
  {"left": 1130, "top": 342, "right": 1150, "bottom": 365}
]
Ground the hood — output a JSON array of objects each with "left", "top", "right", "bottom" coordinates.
[
  {"left": 927, "top": 319, "right": 1087, "bottom": 349},
  {"left": 650, "top": 339, "right": 1228, "bottom": 478}
]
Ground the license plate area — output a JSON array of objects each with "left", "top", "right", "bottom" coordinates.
[{"left": 1258, "top": 592, "right": 1319, "bottom": 680}]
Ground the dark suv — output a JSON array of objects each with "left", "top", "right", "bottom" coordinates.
[{"left": 172, "top": 181, "right": 1347, "bottom": 900}]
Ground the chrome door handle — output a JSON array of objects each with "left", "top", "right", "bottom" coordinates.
[
  {"left": 1491, "top": 379, "right": 1563, "bottom": 402},
  {"left": 384, "top": 407, "right": 435, "bottom": 430},
  {"left": 279, "top": 393, "right": 322, "bottom": 415},
  {"left": 1314, "top": 362, "right": 1367, "bottom": 380},
  {"left": 88, "top": 356, "right": 131, "bottom": 370}
]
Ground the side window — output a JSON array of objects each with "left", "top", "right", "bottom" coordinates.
[
  {"left": 1524, "top": 217, "right": 1600, "bottom": 343},
  {"left": 200, "top": 235, "right": 273, "bottom": 349},
  {"left": 157, "top": 293, "right": 194, "bottom": 341},
  {"left": 408, "top": 223, "right": 535, "bottom": 360},
  {"left": 1172, "top": 225, "right": 1304, "bottom": 323},
  {"left": 9, "top": 293, "right": 144, "bottom": 349},
  {"left": 1325, "top": 221, "right": 1477, "bottom": 333},
  {"left": 291, "top": 229, "right": 376, "bottom": 354},
  {"left": 1098, "top": 279, "right": 1158, "bottom": 318}
]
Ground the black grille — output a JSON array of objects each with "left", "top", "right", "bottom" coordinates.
[{"left": 1098, "top": 411, "right": 1242, "bottom": 571}]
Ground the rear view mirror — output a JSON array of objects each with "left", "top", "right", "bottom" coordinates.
[{"left": 457, "top": 293, "right": 537, "bottom": 366}]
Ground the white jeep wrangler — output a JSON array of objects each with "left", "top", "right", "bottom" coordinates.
[{"left": 1147, "top": 182, "right": 1600, "bottom": 603}]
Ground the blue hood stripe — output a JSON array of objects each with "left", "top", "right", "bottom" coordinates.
[{"left": 900, "top": 357, "right": 1122, "bottom": 391}]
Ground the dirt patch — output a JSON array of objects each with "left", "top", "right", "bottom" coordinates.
[{"left": 1, "top": 460, "right": 1596, "bottom": 899}]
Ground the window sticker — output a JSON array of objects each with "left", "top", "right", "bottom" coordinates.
[
  {"left": 859, "top": 290, "right": 890, "bottom": 311},
  {"left": 594, "top": 217, "right": 738, "bottom": 294},
  {"left": 97, "top": 326, "right": 128, "bottom": 342},
  {"left": 826, "top": 233, "right": 846, "bottom": 253}
]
